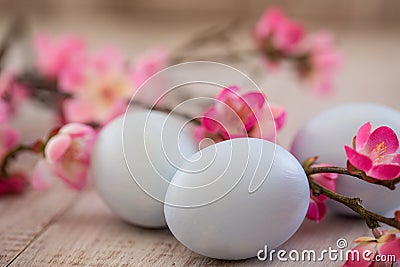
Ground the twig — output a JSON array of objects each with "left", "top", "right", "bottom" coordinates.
[
  {"left": 170, "top": 19, "right": 240, "bottom": 55},
  {"left": 169, "top": 19, "right": 252, "bottom": 64},
  {"left": 306, "top": 166, "right": 400, "bottom": 190},
  {"left": 17, "top": 73, "right": 202, "bottom": 125},
  {"left": 1, "top": 144, "right": 33, "bottom": 177},
  {"left": 307, "top": 175, "right": 400, "bottom": 229}
]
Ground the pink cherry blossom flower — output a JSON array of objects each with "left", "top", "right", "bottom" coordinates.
[
  {"left": 254, "top": 8, "right": 304, "bottom": 58},
  {"left": 34, "top": 34, "right": 86, "bottom": 79},
  {"left": 60, "top": 47, "right": 133, "bottom": 125},
  {"left": 31, "top": 123, "right": 96, "bottom": 190},
  {"left": 195, "top": 86, "right": 286, "bottom": 147},
  {"left": 0, "top": 174, "right": 28, "bottom": 196},
  {"left": 306, "top": 164, "right": 338, "bottom": 222},
  {"left": 297, "top": 32, "right": 341, "bottom": 96},
  {"left": 129, "top": 49, "right": 169, "bottom": 106},
  {"left": 344, "top": 229, "right": 400, "bottom": 267},
  {"left": 345, "top": 122, "right": 400, "bottom": 181},
  {"left": 131, "top": 49, "right": 168, "bottom": 89}
]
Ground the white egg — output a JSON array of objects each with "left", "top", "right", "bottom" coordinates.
[
  {"left": 164, "top": 138, "right": 309, "bottom": 260},
  {"left": 91, "top": 110, "right": 197, "bottom": 228},
  {"left": 291, "top": 103, "right": 400, "bottom": 217}
]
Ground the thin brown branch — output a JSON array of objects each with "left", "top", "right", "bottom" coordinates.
[
  {"left": 308, "top": 176, "right": 400, "bottom": 229},
  {"left": 1, "top": 145, "right": 33, "bottom": 177},
  {"left": 306, "top": 166, "right": 400, "bottom": 190},
  {"left": 169, "top": 19, "right": 240, "bottom": 58}
]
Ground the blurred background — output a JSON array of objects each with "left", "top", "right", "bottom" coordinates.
[
  {"left": 1, "top": 0, "right": 400, "bottom": 23},
  {"left": 0, "top": 0, "right": 399, "bottom": 148}
]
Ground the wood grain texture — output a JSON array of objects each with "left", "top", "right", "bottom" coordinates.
[
  {"left": 8, "top": 189, "right": 370, "bottom": 267},
  {"left": 0, "top": 183, "right": 77, "bottom": 266}
]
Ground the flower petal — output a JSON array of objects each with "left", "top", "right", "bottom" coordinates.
[
  {"left": 366, "top": 126, "right": 399, "bottom": 154},
  {"left": 377, "top": 238, "right": 400, "bottom": 260},
  {"left": 92, "top": 46, "right": 124, "bottom": 73},
  {"left": 345, "top": 146, "right": 373, "bottom": 172},
  {"left": 45, "top": 135, "right": 71, "bottom": 163},
  {"left": 215, "top": 86, "right": 240, "bottom": 103},
  {"left": 241, "top": 92, "right": 265, "bottom": 109},
  {"left": 270, "top": 104, "right": 287, "bottom": 131},
  {"left": 131, "top": 49, "right": 168, "bottom": 88},
  {"left": 8, "top": 175, "right": 27, "bottom": 194},
  {"left": 367, "top": 164, "right": 400, "bottom": 180},
  {"left": 306, "top": 198, "right": 327, "bottom": 222},
  {"left": 53, "top": 161, "right": 88, "bottom": 190},
  {"left": 59, "top": 61, "right": 86, "bottom": 92},
  {"left": 253, "top": 8, "right": 285, "bottom": 40},
  {"left": 243, "top": 113, "right": 258, "bottom": 131},
  {"left": 202, "top": 107, "right": 221, "bottom": 132},
  {"left": 31, "top": 159, "right": 54, "bottom": 190},
  {"left": 355, "top": 122, "right": 372, "bottom": 150},
  {"left": 63, "top": 99, "right": 95, "bottom": 123},
  {"left": 194, "top": 126, "right": 206, "bottom": 142},
  {"left": 379, "top": 153, "right": 400, "bottom": 165},
  {"left": 248, "top": 108, "right": 276, "bottom": 141},
  {"left": 393, "top": 154, "right": 400, "bottom": 164},
  {"left": 35, "top": 34, "right": 86, "bottom": 79},
  {"left": 59, "top": 122, "right": 95, "bottom": 138},
  {"left": 0, "top": 174, "right": 27, "bottom": 195},
  {"left": 343, "top": 243, "right": 376, "bottom": 267}
]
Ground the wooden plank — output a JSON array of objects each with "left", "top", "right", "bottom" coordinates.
[
  {"left": 0, "top": 183, "right": 77, "bottom": 266},
  {"left": 9, "top": 188, "right": 369, "bottom": 266}
]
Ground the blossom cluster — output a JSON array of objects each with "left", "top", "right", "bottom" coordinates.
[
  {"left": 195, "top": 86, "right": 286, "bottom": 148},
  {"left": 306, "top": 122, "right": 400, "bottom": 224},
  {"left": 35, "top": 34, "right": 168, "bottom": 126},
  {"left": 344, "top": 229, "right": 400, "bottom": 267},
  {"left": 253, "top": 8, "right": 341, "bottom": 96},
  {"left": 0, "top": 34, "right": 168, "bottom": 195},
  {"left": 31, "top": 123, "right": 96, "bottom": 190},
  {"left": 345, "top": 122, "right": 400, "bottom": 181}
]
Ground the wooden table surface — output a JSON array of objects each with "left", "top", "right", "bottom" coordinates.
[{"left": 0, "top": 10, "right": 399, "bottom": 266}]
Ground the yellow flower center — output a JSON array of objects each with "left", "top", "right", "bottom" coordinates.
[{"left": 373, "top": 141, "right": 387, "bottom": 163}]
